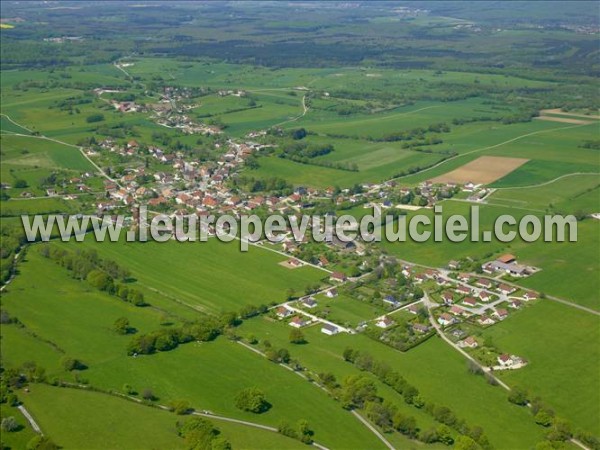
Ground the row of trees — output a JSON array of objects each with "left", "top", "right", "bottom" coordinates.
[
  {"left": 126, "top": 316, "right": 226, "bottom": 355},
  {"left": 39, "top": 245, "right": 146, "bottom": 307},
  {"left": 342, "top": 348, "right": 492, "bottom": 448},
  {"left": 508, "top": 386, "right": 600, "bottom": 449}
]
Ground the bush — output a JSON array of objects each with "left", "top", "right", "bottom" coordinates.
[
  {"left": 1, "top": 416, "right": 20, "bottom": 432},
  {"left": 86, "top": 114, "right": 104, "bottom": 123},
  {"left": 234, "top": 387, "right": 270, "bottom": 413}
]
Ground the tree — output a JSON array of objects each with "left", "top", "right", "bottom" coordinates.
[
  {"left": 142, "top": 388, "right": 156, "bottom": 401},
  {"left": 534, "top": 410, "right": 554, "bottom": 427},
  {"left": 454, "top": 435, "right": 481, "bottom": 450},
  {"left": 177, "top": 417, "right": 223, "bottom": 449},
  {"left": 297, "top": 419, "right": 314, "bottom": 444},
  {"left": 289, "top": 328, "right": 306, "bottom": 344},
  {"left": 340, "top": 375, "right": 378, "bottom": 409},
  {"left": 436, "top": 424, "right": 454, "bottom": 445},
  {"left": 26, "top": 436, "right": 59, "bottom": 450},
  {"left": 1, "top": 416, "right": 19, "bottom": 432},
  {"left": 113, "top": 317, "right": 131, "bottom": 335},
  {"left": 342, "top": 347, "right": 357, "bottom": 362},
  {"left": 365, "top": 401, "right": 394, "bottom": 431},
  {"left": 234, "top": 387, "right": 269, "bottom": 413},
  {"left": 14, "top": 179, "right": 28, "bottom": 188},
  {"left": 86, "top": 113, "right": 104, "bottom": 123},
  {"left": 61, "top": 356, "right": 84, "bottom": 372},
  {"left": 393, "top": 413, "right": 418, "bottom": 438},
  {"left": 169, "top": 399, "right": 191, "bottom": 415},
  {"left": 508, "top": 386, "right": 528, "bottom": 406}
]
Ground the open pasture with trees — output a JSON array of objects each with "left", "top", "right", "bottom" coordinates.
[{"left": 74, "top": 238, "right": 327, "bottom": 314}]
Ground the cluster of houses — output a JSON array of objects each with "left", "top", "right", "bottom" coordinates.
[
  {"left": 482, "top": 254, "right": 538, "bottom": 278},
  {"left": 275, "top": 304, "right": 342, "bottom": 336}
]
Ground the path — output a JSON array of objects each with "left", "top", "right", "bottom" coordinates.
[
  {"left": 18, "top": 405, "right": 43, "bottom": 434},
  {"left": 235, "top": 340, "right": 394, "bottom": 449},
  {"left": 272, "top": 94, "right": 309, "bottom": 127},
  {"left": 0, "top": 114, "right": 122, "bottom": 189},
  {"left": 351, "top": 410, "right": 395, "bottom": 450},
  {"left": 492, "top": 172, "right": 599, "bottom": 190}
]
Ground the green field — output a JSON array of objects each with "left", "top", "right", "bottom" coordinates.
[
  {"left": 71, "top": 238, "right": 327, "bottom": 314},
  {"left": 481, "top": 301, "right": 600, "bottom": 436},
  {"left": 489, "top": 174, "right": 600, "bottom": 214},
  {"left": 238, "top": 317, "right": 547, "bottom": 448},
  {"left": 22, "top": 384, "right": 307, "bottom": 450}
]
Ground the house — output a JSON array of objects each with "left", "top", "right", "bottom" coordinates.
[
  {"left": 455, "top": 285, "right": 472, "bottom": 296},
  {"left": 383, "top": 295, "right": 400, "bottom": 308},
  {"left": 318, "top": 255, "right": 329, "bottom": 267},
  {"left": 450, "top": 305, "right": 467, "bottom": 317},
  {"left": 509, "top": 299, "right": 523, "bottom": 309},
  {"left": 497, "top": 254, "right": 516, "bottom": 264},
  {"left": 476, "top": 278, "right": 493, "bottom": 289},
  {"left": 424, "top": 269, "right": 438, "bottom": 279},
  {"left": 479, "top": 291, "right": 492, "bottom": 302},
  {"left": 326, "top": 288, "right": 338, "bottom": 298},
  {"left": 376, "top": 316, "right": 394, "bottom": 329},
  {"left": 462, "top": 297, "right": 478, "bottom": 307},
  {"left": 478, "top": 315, "right": 495, "bottom": 326},
  {"left": 458, "top": 336, "right": 479, "bottom": 349},
  {"left": 302, "top": 297, "right": 318, "bottom": 309},
  {"left": 288, "top": 258, "right": 302, "bottom": 268},
  {"left": 412, "top": 323, "right": 430, "bottom": 334},
  {"left": 289, "top": 316, "right": 308, "bottom": 328},
  {"left": 494, "top": 308, "right": 509, "bottom": 320},
  {"left": 448, "top": 260, "right": 460, "bottom": 270},
  {"left": 407, "top": 304, "right": 420, "bottom": 315},
  {"left": 437, "top": 313, "right": 455, "bottom": 326},
  {"left": 282, "top": 242, "right": 298, "bottom": 253},
  {"left": 457, "top": 273, "right": 471, "bottom": 282},
  {"left": 330, "top": 272, "right": 347, "bottom": 282},
  {"left": 441, "top": 291, "right": 454, "bottom": 305},
  {"left": 488, "top": 261, "right": 529, "bottom": 277},
  {"left": 477, "top": 316, "right": 496, "bottom": 325},
  {"left": 497, "top": 354, "right": 513, "bottom": 367},
  {"left": 276, "top": 306, "right": 292, "bottom": 318},
  {"left": 498, "top": 284, "right": 516, "bottom": 295},
  {"left": 321, "top": 324, "right": 339, "bottom": 335},
  {"left": 523, "top": 291, "right": 538, "bottom": 301},
  {"left": 414, "top": 273, "right": 427, "bottom": 284}
]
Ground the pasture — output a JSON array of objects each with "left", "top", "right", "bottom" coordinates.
[
  {"left": 238, "top": 317, "right": 546, "bottom": 448},
  {"left": 481, "top": 301, "right": 600, "bottom": 436},
  {"left": 73, "top": 238, "right": 327, "bottom": 314},
  {"left": 489, "top": 174, "right": 600, "bottom": 214},
  {"left": 22, "top": 384, "right": 307, "bottom": 450}
]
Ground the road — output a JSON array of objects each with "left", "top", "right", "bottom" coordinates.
[
  {"left": 423, "top": 293, "right": 511, "bottom": 390},
  {"left": 0, "top": 114, "right": 122, "bottom": 189},
  {"left": 351, "top": 410, "right": 395, "bottom": 450}
]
